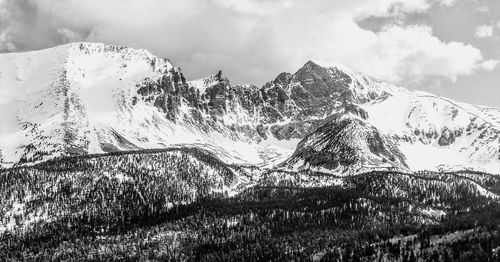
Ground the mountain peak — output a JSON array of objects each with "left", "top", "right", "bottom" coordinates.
[
  {"left": 303, "top": 60, "right": 320, "bottom": 67},
  {"left": 284, "top": 114, "right": 408, "bottom": 173},
  {"left": 4, "top": 42, "right": 174, "bottom": 71},
  {"left": 301, "top": 60, "right": 354, "bottom": 73}
]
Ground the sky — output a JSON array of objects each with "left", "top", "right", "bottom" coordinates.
[{"left": 0, "top": 0, "right": 499, "bottom": 107}]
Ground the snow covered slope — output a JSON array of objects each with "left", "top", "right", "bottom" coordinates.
[
  {"left": 0, "top": 43, "right": 283, "bottom": 167},
  {"left": 0, "top": 43, "right": 499, "bottom": 174},
  {"left": 281, "top": 62, "right": 500, "bottom": 174}
]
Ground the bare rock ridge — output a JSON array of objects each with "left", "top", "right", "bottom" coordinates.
[
  {"left": 0, "top": 42, "right": 499, "bottom": 173},
  {"left": 284, "top": 112, "right": 408, "bottom": 173}
]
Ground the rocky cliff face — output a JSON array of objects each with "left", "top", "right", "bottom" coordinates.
[
  {"left": 134, "top": 59, "right": 387, "bottom": 145},
  {"left": 283, "top": 109, "right": 407, "bottom": 174},
  {"left": 0, "top": 43, "right": 499, "bottom": 173}
]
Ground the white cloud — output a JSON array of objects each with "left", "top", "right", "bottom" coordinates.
[
  {"left": 210, "top": 0, "right": 292, "bottom": 16},
  {"left": 477, "top": 6, "right": 490, "bottom": 13},
  {"left": 56, "top": 28, "right": 87, "bottom": 43},
  {"left": 0, "top": 30, "right": 16, "bottom": 52},
  {"left": 0, "top": 0, "right": 493, "bottom": 88},
  {"left": 480, "top": 60, "right": 499, "bottom": 71},
  {"left": 0, "top": 0, "right": 14, "bottom": 51},
  {"left": 0, "top": 0, "right": 6, "bottom": 13},
  {"left": 475, "top": 25, "right": 493, "bottom": 38},
  {"left": 313, "top": 24, "right": 496, "bottom": 83},
  {"left": 436, "top": 0, "right": 456, "bottom": 6},
  {"left": 356, "top": 0, "right": 456, "bottom": 19}
]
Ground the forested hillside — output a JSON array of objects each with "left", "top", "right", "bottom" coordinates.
[{"left": 0, "top": 149, "right": 499, "bottom": 261}]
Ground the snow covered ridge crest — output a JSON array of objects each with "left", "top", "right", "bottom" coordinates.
[{"left": 0, "top": 42, "right": 499, "bottom": 174}]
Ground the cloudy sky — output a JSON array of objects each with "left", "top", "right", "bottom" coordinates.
[{"left": 0, "top": 0, "right": 499, "bottom": 106}]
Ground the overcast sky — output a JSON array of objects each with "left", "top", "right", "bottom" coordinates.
[{"left": 0, "top": 0, "right": 499, "bottom": 106}]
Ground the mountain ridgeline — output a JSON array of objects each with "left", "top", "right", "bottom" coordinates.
[
  {"left": 0, "top": 42, "right": 499, "bottom": 173},
  {"left": 1, "top": 43, "right": 500, "bottom": 260}
]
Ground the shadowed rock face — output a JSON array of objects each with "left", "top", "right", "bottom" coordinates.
[
  {"left": 293, "top": 60, "right": 352, "bottom": 103},
  {"left": 262, "top": 61, "right": 358, "bottom": 119},
  {"left": 130, "top": 59, "right": 500, "bottom": 173},
  {"left": 438, "top": 128, "right": 456, "bottom": 146},
  {"left": 136, "top": 60, "right": 380, "bottom": 142},
  {"left": 284, "top": 114, "right": 407, "bottom": 173}
]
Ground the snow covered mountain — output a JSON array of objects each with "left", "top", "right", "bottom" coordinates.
[
  {"left": 0, "top": 43, "right": 286, "bottom": 167},
  {"left": 281, "top": 62, "right": 500, "bottom": 174},
  {"left": 0, "top": 43, "right": 499, "bottom": 173}
]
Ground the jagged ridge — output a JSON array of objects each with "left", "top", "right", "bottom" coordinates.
[{"left": 0, "top": 43, "right": 499, "bottom": 173}]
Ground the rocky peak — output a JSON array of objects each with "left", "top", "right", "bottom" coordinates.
[
  {"left": 272, "top": 72, "right": 293, "bottom": 88},
  {"left": 284, "top": 114, "right": 408, "bottom": 173},
  {"left": 291, "top": 61, "right": 352, "bottom": 101},
  {"left": 302, "top": 60, "right": 325, "bottom": 70}
]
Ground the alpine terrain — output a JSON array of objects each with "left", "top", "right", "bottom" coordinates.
[{"left": 1, "top": 43, "right": 499, "bottom": 261}]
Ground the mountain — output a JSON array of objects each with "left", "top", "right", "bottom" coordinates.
[
  {"left": 281, "top": 63, "right": 500, "bottom": 174},
  {"left": 0, "top": 43, "right": 283, "bottom": 167},
  {"left": 0, "top": 42, "right": 499, "bottom": 174},
  {"left": 284, "top": 113, "right": 408, "bottom": 173}
]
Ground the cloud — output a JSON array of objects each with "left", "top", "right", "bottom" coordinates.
[
  {"left": 348, "top": 25, "right": 497, "bottom": 83},
  {"left": 209, "top": 0, "right": 292, "bottom": 16},
  {"left": 480, "top": 59, "right": 499, "bottom": 71},
  {"left": 355, "top": 0, "right": 456, "bottom": 19},
  {"left": 0, "top": 0, "right": 96, "bottom": 52},
  {"left": 477, "top": 5, "right": 490, "bottom": 13},
  {"left": 0, "top": 0, "right": 495, "bottom": 88},
  {"left": 475, "top": 24, "right": 494, "bottom": 38},
  {"left": 308, "top": 24, "right": 497, "bottom": 84}
]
